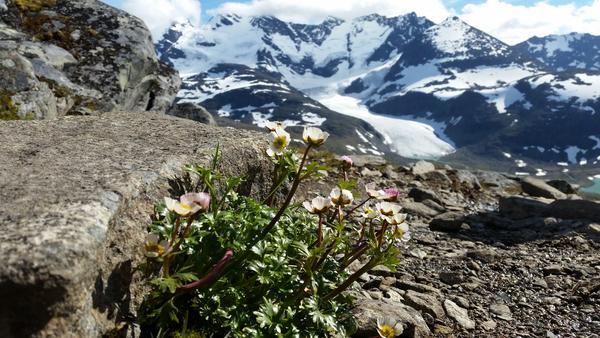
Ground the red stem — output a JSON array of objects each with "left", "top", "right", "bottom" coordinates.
[
  {"left": 177, "top": 249, "right": 234, "bottom": 292},
  {"left": 317, "top": 214, "right": 324, "bottom": 247}
]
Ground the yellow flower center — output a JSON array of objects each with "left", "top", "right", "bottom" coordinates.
[
  {"left": 273, "top": 135, "right": 287, "bottom": 149},
  {"left": 180, "top": 203, "right": 192, "bottom": 210},
  {"left": 145, "top": 243, "right": 165, "bottom": 256},
  {"left": 379, "top": 325, "right": 396, "bottom": 338}
]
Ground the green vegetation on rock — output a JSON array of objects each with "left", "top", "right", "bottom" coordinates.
[
  {"left": 0, "top": 91, "right": 20, "bottom": 120},
  {"left": 14, "top": 0, "right": 56, "bottom": 11}
]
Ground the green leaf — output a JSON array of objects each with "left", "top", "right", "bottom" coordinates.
[{"left": 337, "top": 179, "right": 358, "bottom": 191}]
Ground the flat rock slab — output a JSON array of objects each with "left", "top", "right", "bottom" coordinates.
[
  {"left": 0, "top": 112, "right": 273, "bottom": 337},
  {"left": 521, "top": 177, "right": 567, "bottom": 200}
]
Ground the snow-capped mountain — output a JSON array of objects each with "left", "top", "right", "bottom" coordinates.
[
  {"left": 515, "top": 33, "right": 600, "bottom": 72},
  {"left": 156, "top": 13, "right": 600, "bottom": 175}
]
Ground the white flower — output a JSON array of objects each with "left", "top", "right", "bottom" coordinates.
[
  {"left": 302, "top": 196, "right": 332, "bottom": 214},
  {"left": 377, "top": 317, "right": 403, "bottom": 338},
  {"left": 165, "top": 192, "right": 210, "bottom": 217},
  {"left": 265, "top": 121, "right": 286, "bottom": 132},
  {"left": 387, "top": 213, "right": 407, "bottom": 225},
  {"left": 330, "top": 187, "right": 354, "bottom": 206},
  {"left": 365, "top": 183, "right": 385, "bottom": 199},
  {"left": 394, "top": 222, "right": 411, "bottom": 242},
  {"left": 361, "top": 206, "right": 378, "bottom": 219},
  {"left": 375, "top": 202, "right": 402, "bottom": 217},
  {"left": 302, "top": 127, "right": 329, "bottom": 147},
  {"left": 267, "top": 128, "right": 291, "bottom": 157},
  {"left": 144, "top": 233, "right": 170, "bottom": 258}
]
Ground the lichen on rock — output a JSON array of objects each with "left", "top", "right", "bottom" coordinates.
[{"left": 0, "top": 0, "right": 180, "bottom": 118}]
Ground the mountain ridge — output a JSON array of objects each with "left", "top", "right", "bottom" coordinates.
[{"left": 156, "top": 12, "right": 600, "bottom": 181}]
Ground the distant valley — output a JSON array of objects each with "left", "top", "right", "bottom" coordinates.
[{"left": 155, "top": 13, "right": 600, "bottom": 185}]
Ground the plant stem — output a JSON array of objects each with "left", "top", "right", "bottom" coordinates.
[
  {"left": 346, "top": 197, "right": 372, "bottom": 217},
  {"left": 169, "top": 216, "right": 182, "bottom": 246},
  {"left": 341, "top": 244, "right": 369, "bottom": 271},
  {"left": 323, "top": 257, "right": 378, "bottom": 302},
  {"left": 177, "top": 249, "right": 234, "bottom": 293},
  {"left": 378, "top": 221, "right": 389, "bottom": 247},
  {"left": 328, "top": 208, "right": 339, "bottom": 224},
  {"left": 196, "top": 145, "right": 313, "bottom": 288},
  {"left": 164, "top": 215, "right": 182, "bottom": 277},
  {"left": 172, "top": 213, "right": 200, "bottom": 253},
  {"left": 313, "top": 235, "right": 339, "bottom": 271},
  {"left": 256, "top": 145, "right": 312, "bottom": 242},
  {"left": 263, "top": 167, "right": 287, "bottom": 206},
  {"left": 317, "top": 214, "right": 324, "bottom": 247}
]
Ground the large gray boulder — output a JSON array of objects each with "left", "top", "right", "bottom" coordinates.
[
  {"left": 0, "top": 0, "right": 180, "bottom": 119},
  {"left": 520, "top": 177, "right": 567, "bottom": 200},
  {"left": 0, "top": 112, "right": 274, "bottom": 337},
  {"left": 499, "top": 196, "right": 553, "bottom": 220}
]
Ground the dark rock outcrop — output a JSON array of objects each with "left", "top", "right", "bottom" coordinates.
[
  {"left": 546, "top": 199, "right": 600, "bottom": 222},
  {"left": 0, "top": 0, "right": 180, "bottom": 119},
  {"left": 499, "top": 196, "right": 552, "bottom": 220}
]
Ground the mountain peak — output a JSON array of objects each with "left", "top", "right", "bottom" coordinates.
[
  {"left": 437, "top": 15, "right": 472, "bottom": 30},
  {"left": 425, "top": 15, "right": 510, "bottom": 57}
]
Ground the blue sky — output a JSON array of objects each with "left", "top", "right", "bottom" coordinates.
[{"left": 104, "top": 0, "right": 600, "bottom": 44}]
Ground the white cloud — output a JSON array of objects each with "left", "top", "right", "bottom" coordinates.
[
  {"left": 460, "top": 0, "right": 600, "bottom": 45},
  {"left": 122, "top": 0, "right": 201, "bottom": 40},
  {"left": 208, "top": 0, "right": 600, "bottom": 45},
  {"left": 209, "top": 0, "right": 452, "bottom": 24}
]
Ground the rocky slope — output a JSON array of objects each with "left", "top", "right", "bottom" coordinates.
[
  {"left": 0, "top": 0, "right": 180, "bottom": 119},
  {"left": 300, "top": 155, "right": 600, "bottom": 337},
  {"left": 515, "top": 33, "right": 600, "bottom": 72}
]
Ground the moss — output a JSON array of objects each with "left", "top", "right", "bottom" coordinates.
[
  {"left": 23, "top": 14, "right": 74, "bottom": 49},
  {"left": 0, "top": 91, "right": 21, "bottom": 120},
  {"left": 17, "top": 0, "right": 57, "bottom": 11},
  {"left": 14, "top": 0, "right": 56, "bottom": 12}
]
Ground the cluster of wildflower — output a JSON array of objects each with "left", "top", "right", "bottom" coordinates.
[
  {"left": 302, "top": 170, "right": 411, "bottom": 246},
  {"left": 141, "top": 120, "right": 410, "bottom": 336}
]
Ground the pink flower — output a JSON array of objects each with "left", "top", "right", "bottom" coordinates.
[
  {"left": 340, "top": 155, "right": 353, "bottom": 169},
  {"left": 165, "top": 192, "right": 210, "bottom": 216},
  {"left": 382, "top": 187, "right": 401, "bottom": 202},
  {"left": 365, "top": 183, "right": 402, "bottom": 201}
]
